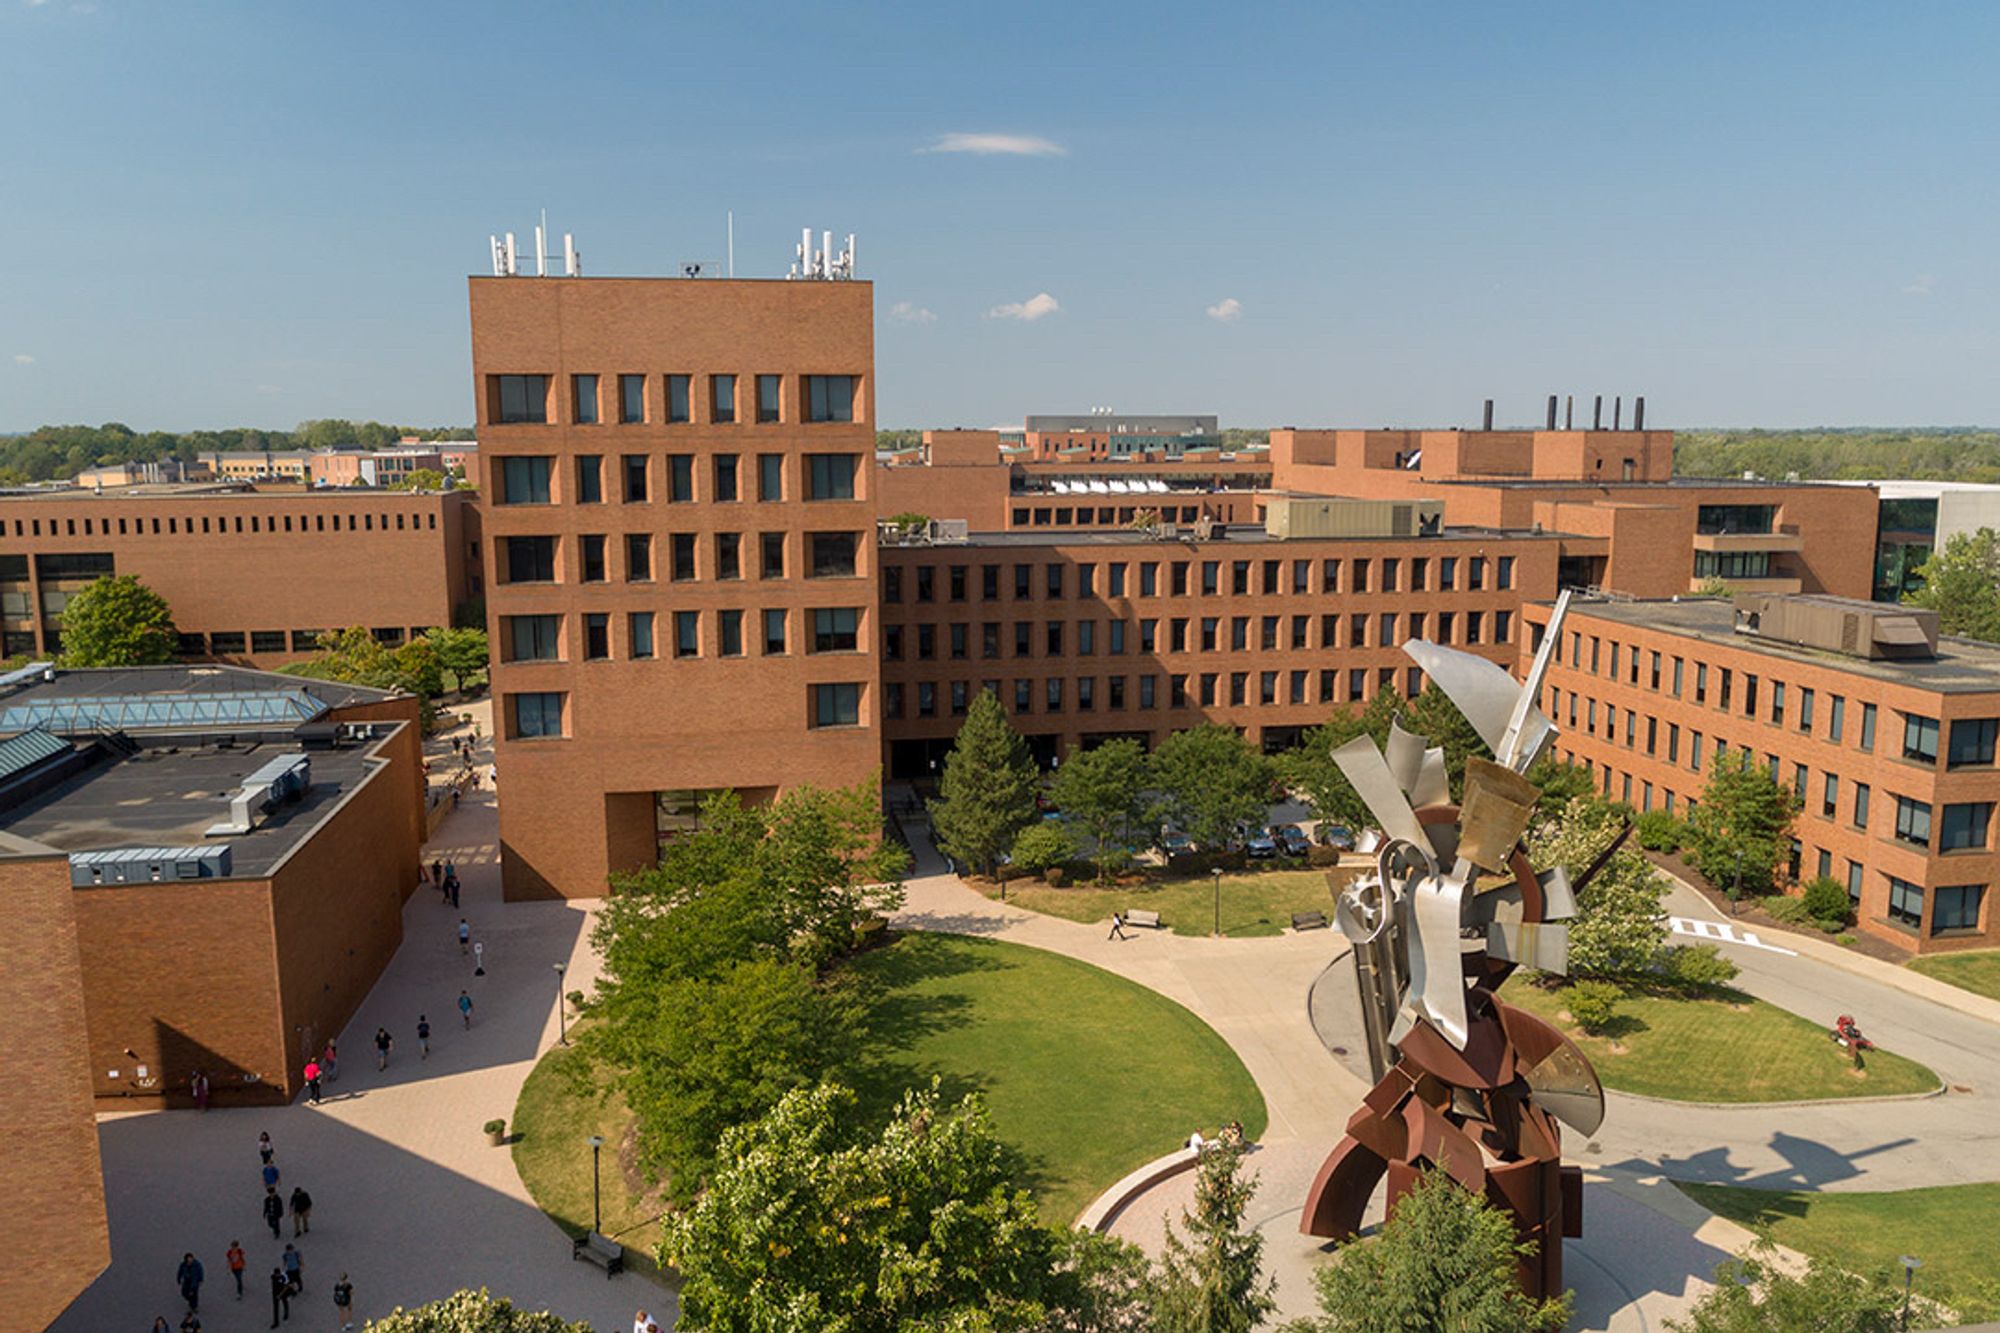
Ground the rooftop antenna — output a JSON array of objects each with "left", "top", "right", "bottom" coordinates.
[
  {"left": 488, "top": 234, "right": 508, "bottom": 276},
  {"left": 505, "top": 232, "right": 518, "bottom": 276},
  {"left": 535, "top": 209, "right": 548, "bottom": 277},
  {"left": 727, "top": 211, "right": 734, "bottom": 278},
  {"left": 564, "top": 232, "right": 579, "bottom": 276}
]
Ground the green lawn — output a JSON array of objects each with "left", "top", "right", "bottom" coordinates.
[
  {"left": 1675, "top": 1181, "right": 2000, "bottom": 1315},
  {"left": 1498, "top": 978, "right": 1940, "bottom": 1102},
  {"left": 976, "top": 866, "right": 1356, "bottom": 938},
  {"left": 1908, "top": 949, "right": 2000, "bottom": 1004},
  {"left": 513, "top": 932, "right": 1268, "bottom": 1246},
  {"left": 511, "top": 1041, "right": 669, "bottom": 1283}
]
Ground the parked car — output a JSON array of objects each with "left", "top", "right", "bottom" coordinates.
[
  {"left": 1277, "top": 825, "right": 1312, "bottom": 857},
  {"left": 1245, "top": 828, "right": 1279, "bottom": 859},
  {"left": 1160, "top": 829, "right": 1196, "bottom": 859},
  {"left": 1317, "top": 824, "right": 1355, "bottom": 851}
]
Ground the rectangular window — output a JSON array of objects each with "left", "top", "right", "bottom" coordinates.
[
  {"left": 666, "top": 374, "right": 691, "bottom": 423},
  {"left": 251, "top": 630, "right": 286, "bottom": 655},
  {"left": 1822, "top": 772, "right": 1838, "bottom": 818},
  {"left": 806, "top": 375, "right": 856, "bottom": 422},
  {"left": 499, "top": 457, "right": 552, "bottom": 505},
  {"left": 763, "top": 608, "right": 787, "bottom": 655},
  {"left": 1903, "top": 714, "right": 1940, "bottom": 764},
  {"left": 671, "top": 533, "right": 697, "bottom": 581},
  {"left": 667, "top": 455, "right": 694, "bottom": 503},
  {"left": 811, "top": 683, "right": 860, "bottom": 728},
  {"left": 757, "top": 374, "right": 781, "bottom": 423},
  {"left": 620, "top": 374, "right": 645, "bottom": 424},
  {"left": 950, "top": 623, "right": 968, "bottom": 659},
  {"left": 576, "top": 455, "right": 603, "bottom": 504},
  {"left": 1140, "top": 675, "right": 1157, "bottom": 708},
  {"left": 572, "top": 375, "right": 599, "bottom": 425},
  {"left": 813, "top": 607, "right": 860, "bottom": 653},
  {"left": 1847, "top": 861, "right": 1864, "bottom": 903},
  {"left": 807, "top": 454, "right": 857, "bottom": 500},
  {"left": 711, "top": 374, "right": 737, "bottom": 423},
  {"left": 1013, "top": 679, "right": 1032, "bottom": 713},
  {"left": 1860, "top": 703, "right": 1877, "bottom": 752},
  {"left": 716, "top": 532, "right": 742, "bottom": 580},
  {"left": 1887, "top": 876, "right": 1924, "bottom": 928},
  {"left": 1770, "top": 681, "right": 1785, "bottom": 725},
  {"left": 1829, "top": 694, "right": 1845, "bottom": 742},
  {"left": 758, "top": 453, "right": 785, "bottom": 502},
  {"left": 1941, "top": 802, "right": 1992, "bottom": 852},
  {"left": 622, "top": 454, "right": 649, "bottom": 503},
  {"left": 1047, "top": 564, "right": 1064, "bottom": 598},
  {"left": 917, "top": 682, "right": 936, "bottom": 716},
  {"left": 505, "top": 614, "right": 561, "bottom": 662},
  {"left": 1933, "top": 885, "right": 1985, "bottom": 934},
  {"left": 625, "top": 533, "right": 652, "bottom": 581},
  {"left": 984, "top": 565, "right": 1001, "bottom": 600},
  {"left": 1229, "top": 672, "right": 1247, "bottom": 706},
  {"left": 496, "top": 375, "right": 547, "bottom": 424},
  {"left": 952, "top": 680, "right": 970, "bottom": 715},
  {"left": 1439, "top": 557, "right": 1457, "bottom": 590},
  {"left": 511, "top": 691, "right": 564, "bottom": 738},
  {"left": 1497, "top": 555, "right": 1515, "bottom": 590},
  {"left": 1799, "top": 688, "right": 1815, "bottom": 733},
  {"left": 1201, "top": 561, "right": 1219, "bottom": 595},
  {"left": 1948, "top": 718, "right": 1998, "bottom": 768},
  {"left": 630, "top": 612, "right": 655, "bottom": 660},
  {"left": 584, "top": 613, "right": 610, "bottom": 660},
  {"left": 1047, "top": 678, "right": 1064, "bottom": 712},
  {"left": 1170, "top": 562, "right": 1189, "bottom": 595},
  {"left": 1854, "top": 782, "right": 1871, "bottom": 829},
  {"left": 714, "top": 454, "right": 739, "bottom": 502},
  {"left": 809, "top": 532, "right": 859, "bottom": 578},
  {"left": 1894, "top": 796, "right": 1933, "bottom": 848},
  {"left": 503, "top": 536, "right": 556, "bottom": 583},
  {"left": 718, "top": 609, "right": 744, "bottom": 657},
  {"left": 1077, "top": 677, "right": 1095, "bottom": 711},
  {"left": 949, "top": 566, "right": 967, "bottom": 601},
  {"left": 675, "top": 612, "right": 699, "bottom": 657}
]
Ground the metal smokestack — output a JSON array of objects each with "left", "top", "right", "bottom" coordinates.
[
  {"left": 1614, "top": 396, "right": 1623, "bottom": 430},
  {"left": 1593, "top": 395, "right": 1603, "bottom": 430},
  {"left": 1635, "top": 396, "right": 1646, "bottom": 430},
  {"left": 1565, "top": 395, "right": 1574, "bottom": 429},
  {"left": 1483, "top": 399, "right": 1494, "bottom": 431},
  {"left": 1545, "top": 395, "right": 1558, "bottom": 430}
]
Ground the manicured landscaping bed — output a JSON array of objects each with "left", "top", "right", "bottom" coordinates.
[
  {"left": 1908, "top": 949, "right": 2000, "bottom": 1004},
  {"left": 1675, "top": 1180, "right": 2000, "bottom": 1315},
  {"left": 1497, "top": 978, "right": 1940, "bottom": 1102},
  {"left": 974, "top": 866, "right": 1356, "bottom": 938},
  {"left": 514, "top": 932, "right": 1267, "bottom": 1242}
]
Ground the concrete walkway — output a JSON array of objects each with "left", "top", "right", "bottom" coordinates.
[{"left": 51, "top": 712, "right": 667, "bottom": 1333}]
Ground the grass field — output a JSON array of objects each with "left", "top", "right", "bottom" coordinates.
[
  {"left": 1908, "top": 949, "right": 2000, "bottom": 1004},
  {"left": 1498, "top": 978, "right": 1939, "bottom": 1102},
  {"left": 512, "top": 931, "right": 1268, "bottom": 1251},
  {"left": 1676, "top": 1180, "right": 2000, "bottom": 1315},
  {"left": 975, "top": 866, "right": 1355, "bottom": 938}
]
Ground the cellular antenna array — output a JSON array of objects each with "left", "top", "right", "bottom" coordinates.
[
  {"left": 489, "top": 213, "right": 581, "bottom": 277},
  {"left": 789, "top": 226, "right": 857, "bottom": 280}
]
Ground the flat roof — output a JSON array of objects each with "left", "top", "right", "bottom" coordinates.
[
  {"left": 1432, "top": 476, "right": 1864, "bottom": 492},
  {"left": 0, "top": 665, "right": 401, "bottom": 719},
  {"left": 1551, "top": 596, "right": 2000, "bottom": 694},
  {"left": 906, "top": 522, "right": 1565, "bottom": 550},
  {"left": 0, "top": 482, "right": 471, "bottom": 501},
  {"left": 0, "top": 739, "right": 381, "bottom": 878}
]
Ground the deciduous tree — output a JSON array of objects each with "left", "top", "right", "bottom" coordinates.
[
  {"left": 1528, "top": 795, "right": 1669, "bottom": 980},
  {"left": 1151, "top": 725, "right": 1271, "bottom": 854},
  {"left": 56, "top": 574, "right": 177, "bottom": 666},
  {"left": 1051, "top": 738, "right": 1149, "bottom": 882},
  {"left": 931, "top": 690, "right": 1040, "bottom": 877},
  {"left": 1686, "top": 749, "right": 1798, "bottom": 899},
  {"left": 1907, "top": 527, "right": 2000, "bottom": 642},
  {"left": 363, "top": 1288, "right": 595, "bottom": 1331},
  {"left": 1667, "top": 1241, "right": 1905, "bottom": 1333}
]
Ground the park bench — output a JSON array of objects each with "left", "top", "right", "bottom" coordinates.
[
  {"left": 1124, "top": 908, "right": 1164, "bottom": 930},
  {"left": 572, "top": 1230, "right": 625, "bottom": 1277},
  {"left": 1291, "top": 910, "right": 1330, "bottom": 932}
]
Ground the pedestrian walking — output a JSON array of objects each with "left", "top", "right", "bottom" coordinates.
[
  {"left": 451, "top": 787, "right": 462, "bottom": 811},
  {"left": 416, "top": 1014, "right": 431, "bottom": 1058},
  {"left": 152, "top": 1318, "right": 171, "bottom": 1333},
  {"left": 269, "top": 1266, "right": 291, "bottom": 1327},
  {"left": 373, "top": 1026, "right": 393, "bottom": 1070},
  {"left": 302, "top": 1059, "right": 322, "bottom": 1105},
  {"left": 633, "top": 1311, "right": 650, "bottom": 1333},
  {"left": 262, "top": 1186, "right": 284, "bottom": 1240},
  {"left": 261, "top": 1159, "right": 280, "bottom": 1191},
  {"left": 449, "top": 871, "right": 460, "bottom": 906},
  {"left": 333, "top": 1273, "right": 355, "bottom": 1331},
  {"left": 180, "top": 1312, "right": 202, "bottom": 1333},
  {"left": 258, "top": 1131, "right": 274, "bottom": 1165},
  {"left": 289, "top": 1185, "right": 312, "bottom": 1235},
  {"left": 1108, "top": 911, "right": 1129, "bottom": 941},
  {"left": 443, "top": 858, "right": 456, "bottom": 886},
  {"left": 458, "top": 990, "right": 474, "bottom": 1029},
  {"left": 176, "top": 1252, "right": 204, "bottom": 1312},
  {"left": 321, "top": 1041, "right": 338, "bottom": 1082},
  {"left": 430, "top": 857, "right": 442, "bottom": 886},
  {"left": 457, "top": 918, "right": 470, "bottom": 954},
  {"left": 191, "top": 1069, "right": 210, "bottom": 1112},
  {"left": 226, "top": 1241, "right": 245, "bottom": 1298},
  {"left": 281, "top": 1243, "right": 303, "bottom": 1295}
]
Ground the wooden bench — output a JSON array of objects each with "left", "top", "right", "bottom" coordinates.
[
  {"left": 572, "top": 1230, "right": 625, "bottom": 1277},
  {"left": 1124, "top": 908, "right": 1164, "bottom": 930},
  {"left": 1291, "top": 910, "right": 1330, "bottom": 932}
]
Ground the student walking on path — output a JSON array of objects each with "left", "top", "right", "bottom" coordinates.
[
  {"left": 289, "top": 1185, "right": 312, "bottom": 1236},
  {"left": 190, "top": 1069, "right": 210, "bottom": 1112},
  {"left": 175, "top": 1252, "right": 203, "bottom": 1312},
  {"left": 225, "top": 1241, "right": 245, "bottom": 1298},
  {"left": 458, "top": 990, "right": 474, "bottom": 1028},
  {"left": 261, "top": 1159, "right": 280, "bottom": 1192},
  {"left": 268, "top": 1266, "right": 290, "bottom": 1327},
  {"left": 258, "top": 1131, "right": 274, "bottom": 1165},
  {"left": 281, "top": 1243, "right": 303, "bottom": 1295},
  {"left": 261, "top": 1187, "right": 284, "bottom": 1240},
  {"left": 321, "top": 1041, "right": 338, "bottom": 1083},
  {"left": 1108, "top": 912, "right": 1130, "bottom": 941},
  {"left": 333, "top": 1273, "right": 355, "bottom": 1331},
  {"left": 416, "top": 1014, "right": 431, "bottom": 1058},
  {"left": 302, "top": 1058, "right": 322, "bottom": 1106},
  {"left": 457, "top": 918, "right": 471, "bottom": 954},
  {"left": 373, "top": 1026, "right": 393, "bottom": 1070}
]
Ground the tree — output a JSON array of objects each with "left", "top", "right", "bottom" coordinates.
[
  {"left": 1528, "top": 796, "right": 1668, "bottom": 980},
  {"left": 1051, "top": 739, "right": 1149, "bottom": 882},
  {"left": 1293, "top": 1170, "right": 1570, "bottom": 1333},
  {"left": 1149, "top": 1139, "right": 1276, "bottom": 1333},
  {"left": 1151, "top": 725, "right": 1271, "bottom": 853},
  {"left": 1010, "top": 821, "right": 1079, "bottom": 877},
  {"left": 56, "top": 574, "right": 177, "bottom": 666},
  {"left": 363, "top": 1288, "right": 595, "bottom": 1332},
  {"left": 1685, "top": 749, "right": 1798, "bottom": 900},
  {"left": 391, "top": 467, "right": 447, "bottom": 491},
  {"left": 1526, "top": 756, "right": 1593, "bottom": 819},
  {"left": 663, "top": 1080, "right": 1060, "bottom": 1333},
  {"left": 931, "top": 690, "right": 1040, "bottom": 877},
  {"left": 1907, "top": 527, "right": 2000, "bottom": 642},
  {"left": 1667, "top": 1241, "right": 1905, "bottom": 1333},
  {"left": 421, "top": 626, "right": 490, "bottom": 690}
]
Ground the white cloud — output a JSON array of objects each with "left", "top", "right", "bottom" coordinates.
[
  {"left": 921, "top": 132, "right": 1066, "bottom": 158},
  {"left": 12, "top": 354, "right": 34, "bottom": 365},
  {"left": 1205, "top": 297, "right": 1244, "bottom": 323},
  {"left": 1902, "top": 274, "right": 1937, "bottom": 296},
  {"left": 987, "top": 292, "right": 1060, "bottom": 322},
  {"left": 888, "top": 300, "right": 936, "bottom": 325}
]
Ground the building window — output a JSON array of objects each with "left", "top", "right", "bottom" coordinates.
[
  {"left": 814, "top": 608, "right": 860, "bottom": 653},
  {"left": 719, "top": 609, "right": 744, "bottom": 657},
  {"left": 1077, "top": 677, "right": 1095, "bottom": 711},
  {"left": 807, "top": 375, "right": 856, "bottom": 423},
  {"left": 809, "top": 532, "right": 859, "bottom": 578},
  {"left": 758, "top": 453, "right": 784, "bottom": 501},
  {"left": 671, "top": 533, "right": 697, "bottom": 581},
  {"left": 1769, "top": 681, "right": 1785, "bottom": 724},
  {"left": 1829, "top": 694, "right": 1845, "bottom": 742},
  {"left": 619, "top": 374, "right": 645, "bottom": 424},
  {"left": 952, "top": 680, "right": 970, "bottom": 716},
  {"left": 1846, "top": 860, "right": 1864, "bottom": 903},
  {"left": 1886, "top": 875, "right": 1924, "bottom": 928},
  {"left": 916, "top": 682, "right": 936, "bottom": 717},
  {"left": 1933, "top": 884, "right": 1984, "bottom": 934},
  {"left": 1047, "top": 564, "right": 1064, "bottom": 598},
  {"left": 251, "top": 630, "right": 286, "bottom": 655},
  {"left": 1013, "top": 679, "right": 1032, "bottom": 713},
  {"left": 1903, "top": 713, "right": 1940, "bottom": 764},
  {"left": 510, "top": 691, "right": 564, "bottom": 738},
  {"left": 715, "top": 454, "right": 739, "bottom": 502},
  {"left": 1894, "top": 796, "right": 1933, "bottom": 848},
  {"left": 675, "top": 611, "right": 699, "bottom": 657},
  {"left": 584, "top": 613, "right": 610, "bottom": 660},
  {"left": 1940, "top": 802, "right": 1992, "bottom": 852},
  {"left": 623, "top": 533, "right": 653, "bottom": 582},
  {"left": 711, "top": 374, "right": 737, "bottom": 423},
  {"left": 1822, "top": 772, "right": 1838, "bottom": 818},
  {"left": 763, "top": 608, "right": 787, "bottom": 655},
  {"left": 1798, "top": 687, "right": 1815, "bottom": 732},
  {"left": 622, "top": 454, "right": 649, "bottom": 503},
  {"left": 572, "top": 375, "right": 599, "bottom": 425},
  {"left": 807, "top": 454, "right": 857, "bottom": 500},
  {"left": 630, "top": 612, "right": 655, "bottom": 659},
  {"left": 1948, "top": 718, "right": 1998, "bottom": 768},
  {"left": 503, "top": 536, "right": 556, "bottom": 583},
  {"left": 668, "top": 455, "right": 694, "bottom": 503},
  {"left": 757, "top": 374, "right": 781, "bottom": 423},
  {"left": 576, "top": 455, "right": 603, "bottom": 504},
  {"left": 666, "top": 374, "right": 691, "bottom": 423},
  {"left": 496, "top": 375, "right": 547, "bottom": 424},
  {"left": 716, "top": 532, "right": 742, "bottom": 580},
  {"left": 499, "top": 457, "right": 552, "bottom": 505},
  {"left": 1860, "top": 703, "right": 1877, "bottom": 752},
  {"left": 761, "top": 533, "right": 786, "bottom": 579},
  {"left": 812, "top": 683, "right": 861, "bottom": 728},
  {"left": 1854, "top": 782, "right": 1870, "bottom": 829}
]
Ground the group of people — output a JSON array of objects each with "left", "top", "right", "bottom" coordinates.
[
  {"left": 424, "top": 857, "right": 463, "bottom": 906},
  {"left": 634, "top": 1310, "right": 664, "bottom": 1333}
]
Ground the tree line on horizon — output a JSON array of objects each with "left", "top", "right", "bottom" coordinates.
[{"left": 0, "top": 419, "right": 475, "bottom": 486}]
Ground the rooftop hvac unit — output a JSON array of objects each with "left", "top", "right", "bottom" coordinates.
[
  {"left": 70, "top": 845, "right": 233, "bottom": 887},
  {"left": 205, "top": 753, "right": 311, "bottom": 837}
]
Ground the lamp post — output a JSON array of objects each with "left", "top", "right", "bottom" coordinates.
[
  {"left": 587, "top": 1135, "right": 605, "bottom": 1236},
  {"left": 1899, "top": 1255, "right": 1921, "bottom": 1330},
  {"left": 552, "top": 962, "right": 568, "bottom": 1047},
  {"left": 1731, "top": 846, "right": 1743, "bottom": 916},
  {"left": 1211, "top": 866, "right": 1223, "bottom": 938}
]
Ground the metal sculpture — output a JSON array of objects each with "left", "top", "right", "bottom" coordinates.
[{"left": 1300, "top": 590, "right": 1608, "bottom": 1297}]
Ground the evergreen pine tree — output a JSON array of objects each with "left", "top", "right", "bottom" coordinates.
[{"left": 929, "top": 689, "right": 1040, "bottom": 878}]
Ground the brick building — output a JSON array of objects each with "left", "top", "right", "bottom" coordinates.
[
  {"left": 1525, "top": 593, "right": 1999, "bottom": 952},
  {"left": 0, "top": 665, "right": 426, "bottom": 1104},
  {"left": 471, "top": 273, "right": 880, "bottom": 899},
  {"left": 0, "top": 483, "right": 481, "bottom": 665}
]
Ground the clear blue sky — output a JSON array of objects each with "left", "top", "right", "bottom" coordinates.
[{"left": 3, "top": 1, "right": 1995, "bottom": 432}]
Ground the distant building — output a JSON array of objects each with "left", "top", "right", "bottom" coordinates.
[
  {"left": 309, "top": 447, "right": 447, "bottom": 488},
  {"left": 72, "top": 459, "right": 191, "bottom": 488},
  {"left": 1834, "top": 480, "right": 2000, "bottom": 602},
  {"left": 199, "top": 449, "right": 314, "bottom": 483},
  {"left": 1022, "top": 413, "right": 1222, "bottom": 461}
]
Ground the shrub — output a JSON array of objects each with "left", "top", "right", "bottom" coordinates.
[
  {"left": 1043, "top": 867, "right": 1067, "bottom": 888},
  {"left": 1633, "top": 810, "right": 1683, "bottom": 852},
  {"left": 1762, "top": 895, "right": 1815, "bottom": 927},
  {"left": 1008, "top": 821, "right": 1079, "bottom": 876},
  {"left": 1660, "top": 944, "right": 1738, "bottom": 992},
  {"left": 1800, "top": 876, "right": 1852, "bottom": 928},
  {"left": 1307, "top": 845, "right": 1342, "bottom": 868},
  {"left": 1836, "top": 932, "right": 1857, "bottom": 947},
  {"left": 483, "top": 1119, "right": 505, "bottom": 1135},
  {"left": 1563, "top": 980, "right": 1622, "bottom": 1034}
]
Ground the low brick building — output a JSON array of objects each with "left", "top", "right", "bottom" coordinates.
[{"left": 0, "top": 666, "right": 426, "bottom": 1105}]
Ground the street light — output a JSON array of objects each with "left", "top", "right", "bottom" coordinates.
[
  {"left": 1899, "top": 1255, "right": 1921, "bottom": 1330},
  {"left": 552, "top": 962, "right": 568, "bottom": 1047},
  {"left": 1211, "top": 866, "right": 1224, "bottom": 938},
  {"left": 1731, "top": 847, "right": 1743, "bottom": 916},
  {"left": 587, "top": 1134, "right": 605, "bottom": 1236}
]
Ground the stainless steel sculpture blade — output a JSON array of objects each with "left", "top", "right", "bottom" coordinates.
[
  {"left": 1412, "top": 747, "right": 1451, "bottom": 809},
  {"left": 1486, "top": 920, "right": 1570, "bottom": 973},
  {"left": 1499, "top": 589, "right": 1573, "bottom": 770},
  {"left": 1408, "top": 870, "right": 1472, "bottom": 1047},
  {"left": 1399, "top": 639, "right": 1520, "bottom": 756},
  {"left": 1385, "top": 719, "right": 1428, "bottom": 797},
  {"left": 1331, "top": 735, "right": 1432, "bottom": 850},
  {"left": 1536, "top": 866, "right": 1578, "bottom": 921}
]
